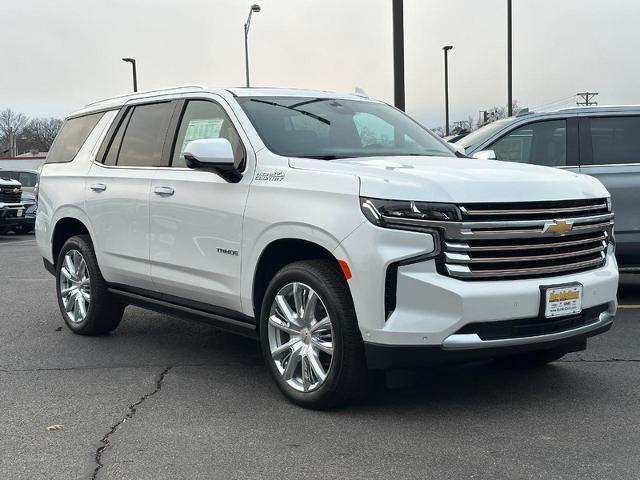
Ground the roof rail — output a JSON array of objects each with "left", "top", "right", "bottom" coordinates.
[{"left": 85, "top": 85, "right": 208, "bottom": 107}]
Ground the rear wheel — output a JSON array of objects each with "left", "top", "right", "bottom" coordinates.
[
  {"left": 56, "top": 235, "right": 125, "bottom": 335},
  {"left": 495, "top": 348, "right": 568, "bottom": 368},
  {"left": 260, "top": 260, "right": 366, "bottom": 409}
]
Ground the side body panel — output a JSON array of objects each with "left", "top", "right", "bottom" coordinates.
[{"left": 240, "top": 150, "right": 364, "bottom": 317}]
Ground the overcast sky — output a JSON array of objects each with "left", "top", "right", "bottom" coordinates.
[{"left": 1, "top": 0, "right": 638, "bottom": 127}]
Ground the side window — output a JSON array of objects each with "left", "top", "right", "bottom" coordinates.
[
  {"left": 587, "top": 116, "right": 640, "bottom": 165},
  {"left": 116, "top": 102, "right": 174, "bottom": 167},
  {"left": 172, "top": 100, "right": 245, "bottom": 169},
  {"left": 46, "top": 112, "right": 105, "bottom": 164},
  {"left": 103, "top": 108, "right": 133, "bottom": 166},
  {"left": 490, "top": 120, "right": 567, "bottom": 167}
]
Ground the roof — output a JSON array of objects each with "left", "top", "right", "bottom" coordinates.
[
  {"left": 554, "top": 105, "right": 640, "bottom": 114},
  {"left": 70, "top": 85, "right": 376, "bottom": 118}
]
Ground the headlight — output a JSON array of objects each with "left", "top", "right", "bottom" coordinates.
[{"left": 360, "top": 197, "right": 461, "bottom": 227}]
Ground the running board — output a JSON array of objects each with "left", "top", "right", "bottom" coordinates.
[{"left": 108, "top": 288, "right": 258, "bottom": 339}]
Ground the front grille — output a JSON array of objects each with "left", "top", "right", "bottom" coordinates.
[
  {"left": 0, "top": 187, "right": 22, "bottom": 204},
  {"left": 379, "top": 198, "right": 613, "bottom": 281},
  {"left": 440, "top": 199, "right": 612, "bottom": 280},
  {"left": 453, "top": 304, "right": 605, "bottom": 340}
]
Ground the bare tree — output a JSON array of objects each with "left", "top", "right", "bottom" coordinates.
[
  {"left": 21, "top": 117, "right": 63, "bottom": 153},
  {"left": 0, "top": 108, "right": 28, "bottom": 156},
  {"left": 482, "top": 101, "right": 521, "bottom": 126}
]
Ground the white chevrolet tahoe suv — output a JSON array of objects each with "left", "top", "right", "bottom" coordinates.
[{"left": 37, "top": 86, "right": 618, "bottom": 408}]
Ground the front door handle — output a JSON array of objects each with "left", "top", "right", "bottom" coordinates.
[
  {"left": 90, "top": 183, "right": 107, "bottom": 192},
  {"left": 154, "top": 186, "right": 175, "bottom": 196}
]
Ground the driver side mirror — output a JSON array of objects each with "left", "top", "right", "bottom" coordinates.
[
  {"left": 472, "top": 149, "right": 497, "bottom": 160},
  {"left": 183, "top": 138, "right": 242, "bottom": 183}
]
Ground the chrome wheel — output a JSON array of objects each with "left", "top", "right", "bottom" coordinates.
[
  {"left": 59, "top": 249, "right": 91, "bottom": 324},
  {"left": 267, "top": 282, "right": 334, "bottom": 393}
]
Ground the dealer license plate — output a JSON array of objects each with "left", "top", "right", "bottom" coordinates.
[
  {"left": 16, "top": 209, "right": 23, "bottom": 217},
  {"left": 544, "top": 284, "right": 583, "bottom": 318}
]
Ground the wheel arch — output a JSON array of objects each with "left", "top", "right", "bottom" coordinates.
[
  {"left": 51, "top": 216, "right": 93, "bottom": 268},
  {"left": 251, "top": 238, "right": 344, "bottom": 322}
]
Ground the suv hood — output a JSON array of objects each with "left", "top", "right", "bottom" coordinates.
[
  {"left": 0, "top": 177, "right": 21, "bottom": 188},
  {"left": 289, "top": 156, "right": 609, "bottom": 203}
]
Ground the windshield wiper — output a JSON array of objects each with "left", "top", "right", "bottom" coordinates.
[
  {"left": 293, "top": 154, "right": 354, "bottom": 160},
  {"left": 249, "top": 99, "right": 331, "bottom": 125}
]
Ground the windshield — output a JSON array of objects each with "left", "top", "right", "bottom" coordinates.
[
  {"left": 237, "top": 96, "right": 454, "bottom": 159},
  {"left": 457, "top": 118, "right": 513, "bottom": 149}
]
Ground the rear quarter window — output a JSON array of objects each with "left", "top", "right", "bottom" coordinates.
[{"left": 46, "top": 112, "right": 105, "bottom": 164}]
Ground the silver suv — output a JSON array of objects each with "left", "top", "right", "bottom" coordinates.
[{"left": 458, "top": 106, "right": 640, "bottom": 272}]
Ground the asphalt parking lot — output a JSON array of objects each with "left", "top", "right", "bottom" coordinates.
[{"left": 1, "top": 235, "right": 639, "bottom": 480}]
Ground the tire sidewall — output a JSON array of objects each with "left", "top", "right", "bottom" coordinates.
[
  {"left": 259, "top": 263, "right": 349, "bottom": 407},
  {"left": 56, "top": 236, "right": 97, "bottom": 334}
]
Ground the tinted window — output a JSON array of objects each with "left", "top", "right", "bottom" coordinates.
[
  {"left": 116, "top": 102, "right": 174, "bottom": 167},
  {"left": 588, "top": 116, "right": 640, "bottom": 165},
  {"left": 103, "top": 108, "right": 133, "bottom": 166},
  {"left": 46, "top": 112, "right": 105, "bottom": 163},
  {"left": 1, "top": 171, "right": 38, "bottom": 187},
  {"left": 237, "top": 96, "right": 453, "bottom": 159},
  {"left": 489, "top": 120, "right": 567, "bottom": 167},
  {"left": 172, "top": 100, "right": 245, "bottom": 168}
]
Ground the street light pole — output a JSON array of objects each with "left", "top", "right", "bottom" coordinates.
[
  {"left": 392, "top": 0, "right": 405, "bottom": 111},
  {"left": 244, "top": 4, "right": 261, "bottom": 88},
  {"left": 507, "top": 0, "right": 513, "bottom": 116},
  {"left": 443, "top": 46, "right": 453, "bottom": 136},
  {"left": 122, "top": 58, "right": 138, "bottom": 92}
]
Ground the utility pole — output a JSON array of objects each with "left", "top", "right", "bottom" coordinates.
[
  {"left": 507, "top": 0, "right": 513, "bottom": 116},
  {"left": 392, "top": 0, "right": 405, "bottom": 111},
  {"left": 443, "top": 46, "right": 453, "bottom": 136},
  {"left": 576, "top": 92, "right": 598, "bottom": 106}
]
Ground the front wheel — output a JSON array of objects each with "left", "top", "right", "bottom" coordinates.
[{"left": 260, "top": 260, "right": 366, "bottom": 409}]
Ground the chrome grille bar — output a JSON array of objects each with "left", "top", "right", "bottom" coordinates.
[
  {"left": 384, "top": 198, "right": 612, "bottom": 280},
  {"left": 460, "top": 202, "right": 608, "bottom": 217}
]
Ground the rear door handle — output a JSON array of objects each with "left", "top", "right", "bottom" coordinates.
[
  {"left": 90, "top": 183, "right": 107, "bottom": 192},
  {"left": 154, "top": 186, "right": 175, "bottom": 196}
]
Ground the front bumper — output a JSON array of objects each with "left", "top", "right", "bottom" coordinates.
[
  {"left": 336, "top": 221, "right": 619, "bottom": 356},
  {"left": 0, "top": 203, "right": 25, "bottom": 227},
  {"left": 365, "top": 311, "right": 612, "bottom": 369}
]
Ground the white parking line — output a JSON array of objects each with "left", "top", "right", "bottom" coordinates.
[{"left": 618, "top": 305, "right": 640, "bottom": 309}]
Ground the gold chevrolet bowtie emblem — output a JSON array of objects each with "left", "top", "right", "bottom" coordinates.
[{"left": 543, "top": 219, "right": 574, "bottom": 235}]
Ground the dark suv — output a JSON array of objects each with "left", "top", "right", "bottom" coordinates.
[
  {"left": 0, "top": 177, "right": 24, "bottom": 234},
  {"left": 458, "top": 106, "right": 640, "bottom": 272}
]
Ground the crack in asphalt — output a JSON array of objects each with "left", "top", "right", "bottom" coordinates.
[
  {"left": 91, "top": 367, "right": 172, "bottom": 480},
  {"left": 0, "top": 363, "right": 203, "bottom": 374},
  {"left": 560, "top": 352, "right": 640, "bottom": 363}
]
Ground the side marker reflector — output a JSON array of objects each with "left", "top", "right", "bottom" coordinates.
[{"left": 338, "top": 260, "right": 352, "bottom": 280}]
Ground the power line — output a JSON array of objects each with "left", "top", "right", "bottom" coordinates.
[
  {"left": 531, "top": 95, "right": 577, "bottom": 111},
  {"left": 576, "top": 92, "right": 598, "bottom": 106}
]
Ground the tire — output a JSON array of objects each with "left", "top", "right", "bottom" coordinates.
[
  {"left": 259, "top": 259, "right": 367, "bottom": 409},
  {"left": 0, "top": 226, "right": 11, "bottom": 235},
  {"left": 495, "top": 348, "right": 568, "bottom": 368},
  {"left": 55, "top": 234, "right": 125, "bottom": 335},
  {"left": 12, "top": 225, "right": 34, "bottom": 234}
]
